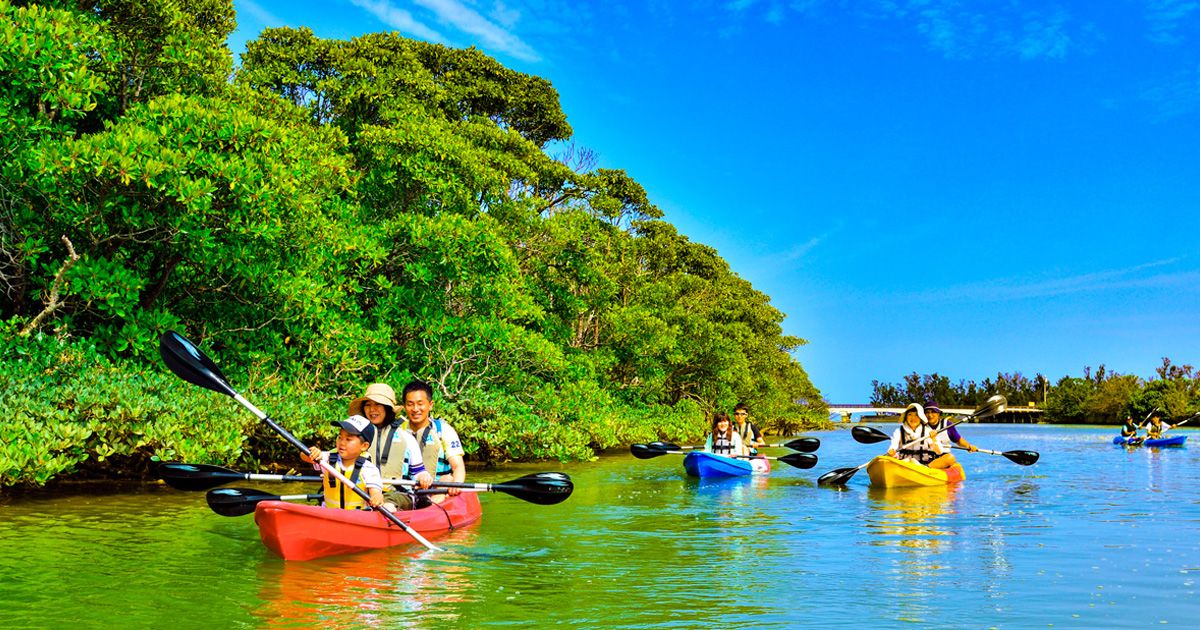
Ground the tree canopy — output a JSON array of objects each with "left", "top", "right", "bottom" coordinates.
[{"left": 0, "top": 1, "right": 826, "bottom": 486}]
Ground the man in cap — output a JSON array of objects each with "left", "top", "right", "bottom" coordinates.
[{"left": 925, "top": 400, "right": 976, "bottom": 470}]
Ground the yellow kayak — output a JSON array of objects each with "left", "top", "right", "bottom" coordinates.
[{"left": 866, "top": 455, "right": 965, "bottom": 488}]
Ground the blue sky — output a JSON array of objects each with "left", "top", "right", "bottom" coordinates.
[{"left": 229, "top": 1, "right": 1200, "bottom": 402}]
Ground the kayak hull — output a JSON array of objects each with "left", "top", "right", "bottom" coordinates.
[
  {"left": 253, "top": 492, "right": 482, "bottom": 561},
  {"left": 683, "top": 451, "right": 769, "bottom": 477},
  {"left": 1145, "top": 435, "right": 1187, "bottom": 447},
  {"left": 866, "top": 455, "right": 965, "bottom": 488},
  {"left": 1114, "top": 435, "right": 1187, "bottom": 447}
]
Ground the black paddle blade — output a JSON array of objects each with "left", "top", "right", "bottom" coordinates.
[
  {"left": 817, "top": 467, "right": 859, "bottom": 486},
  {"left": 493, "top": 472, "right": 574, "bottom": 505},
  {"left": 1004, "top": 450, "right": 1040, "bottom": 466},
  {"left": 157, "top": 462, "right": 241, "bottom": 491},
  {"left": 648, "top": 441, "right": 684, "bottom": 451},
  {"left": 631, "top": 444, "right": 669, "bottom": 459},
  {"left": 778, "top": 453, "right": 818, "bottom": 469},
  {"left": 159, "top": 331, "right": 237, "bottom": 398},
  {"left": 851, "top": 426, "right": 890, "bottom": 444},
  {"left": 783, "top": 437, "right": 821, "bottom": 452},
  {"left": 206, "top": 487, "right": 277, "bottom": 517}
]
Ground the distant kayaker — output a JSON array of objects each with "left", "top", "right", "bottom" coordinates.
[
  {"left": 705, "top": 412, "right": 747, "bottom": 456},
  {"left": 886, "top": 403, "right": 944, "bottom": 465},
  {"left": 302, "top": 415, "right": 386, "bottom": 511},
  {"left": 1120, "top": 415, "right": 1143, "bottom": 444},
  {"left": 733, "top": 402, "right": 766, "bottom": 454},
  {"left": 1144, "top": 410, "right": 1176, "bottom": 440},
  {"left": 349, "top": 383, "right": 433, "bottom": 510},
  {"left": 400, "top": 380, "right": 467, "bottom": 502},
  {"left": 924, "top": 401, "right": 975, "bottom": 470}
]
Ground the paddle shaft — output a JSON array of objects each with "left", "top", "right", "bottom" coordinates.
[{"left": 228, "top": 471, "right": 520, "bottom": 494}]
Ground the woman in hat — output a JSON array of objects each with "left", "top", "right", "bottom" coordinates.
[
  {"left": 349, "top": 383, "right": 434, "bottom": 510},
  {"left": 886, "top": 403, "right": 943, "bottom": 465}
]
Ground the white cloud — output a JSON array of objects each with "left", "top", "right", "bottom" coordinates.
[
  {"left": 1144, "top": 0, "right": 1199, "bottom": 45},
  {"left": 348, "top": 0, "right": 449, "bottom": 43},
  {"left": 936, "top": 257, "right": 1197, "bottom": 302},
  {"left": 414, "top": 0, "right": 542, "bottom": 61},
  {"left": 238, "top": 0, "right": 286, "bottom": 27}
]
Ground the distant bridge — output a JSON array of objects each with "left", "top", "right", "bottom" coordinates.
[{"left": 827, "top": 403, "right": 1044, "bottom": 424}]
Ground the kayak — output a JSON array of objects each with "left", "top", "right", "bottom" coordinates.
[
  {"left": 683, "top": 451, "right": 770, "bottom": 478},
  {"left": 253, "top": 492, "right": 483, "bottom": 560},
  {"left": 1145, "top": 435, "right": 1188, "bottom": 447},
  {"left": 1112, "top": 435, "right": 1143, "bottom": 445},
  {"left": 1113, "top": 435, "right": 1187, "bottom": 447},
  {"left": 866, "top": 455, "right": 965, "bottom": 488}
]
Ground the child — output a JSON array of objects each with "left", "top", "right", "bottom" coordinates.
[{"left": 303, "top": 415, "right": 387, "bottom": 511}]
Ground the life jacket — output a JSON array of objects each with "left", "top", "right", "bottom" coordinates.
[
  {"left": 926, "top": 419, "right": 954, "bottom": 449},
  {"left": 897, "top": 424, "right": 937, "bottom": 465},
  {"left": 1121, "top": 421, "right": 1138, "bottom": 438},
  {"left": 369, "top": 424, "right": 415, "bottom": 480},
  {"left": 414, "top": 419, "right": 453, "bottom": 476},
  {"left": 1146, "top": 421, "right": 1166, "bottom": 439},
  {"left": 736, "top": 421, "right": 759, "bottom": 453},
  {"left": 709, "top": 431, "right": 737, "bottom": 455},
  {"left": 323, "top": 453, "right": 369, "bottom": 510}
]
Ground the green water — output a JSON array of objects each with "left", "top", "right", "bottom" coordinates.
[{"left": 2, "top": 425, "right": 1197, "bottom": 628}]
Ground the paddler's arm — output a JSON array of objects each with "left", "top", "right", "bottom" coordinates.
[{"left": 445, "top": 454, "right": 465, "bottom": 496}]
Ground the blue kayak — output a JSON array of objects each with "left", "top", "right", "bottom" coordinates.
[
  {"left": 683, "top": 451, "right": 764, "bottom": 477},
  {"left": 1145, "top": 435, "right": 1188, "bottom": 447},
  {"left": 1113, "top": 435, "right": 1188, "bottom": 447}
]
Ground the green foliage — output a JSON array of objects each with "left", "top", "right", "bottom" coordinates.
[
  {"left": 1, "top": 6, "right": 829, "bottom": 486},
  {"left": 888, "top": 362, "right": 1200, "bottom": 425}
]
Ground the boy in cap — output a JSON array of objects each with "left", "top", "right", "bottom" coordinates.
[{"left": 302, "top": 415, "right": 386, "bottom": 511}]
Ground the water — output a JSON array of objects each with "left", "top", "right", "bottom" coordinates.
[{"left": 1, "top": 425, "right": 1197, "bottom": 628}]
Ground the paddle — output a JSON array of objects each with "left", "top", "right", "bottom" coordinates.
[
  {"left": 851, "top": 425, "right": 1038, "bottom": 466},
  {"left": 638, "top": 437, "right": 820, "bottom": 453},
  {"left": 158, "top": 462, "right": 573, "bottom": 505},
  {"left": 205, "top": 487, "right": 455, "bottom": 517},
  {"left": 159, "top": 331, "right": 443, "bottom": 552},
  {"left": 206, "top": 487, "right": 323, "bottom": 517},
  {"left": 157, "top": 462, "right": 313, "bottom": 491},
  {"left": 630, "top": 443, "right": 818, "bottom": 469},
  {"left": 950, "top": 445, "right": 1039, "bottom": 466},
  {"left": 817, "top": 394, "right": 1007, "bottom": 486}
]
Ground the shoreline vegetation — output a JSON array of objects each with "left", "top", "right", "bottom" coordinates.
[
  {"left": 870, "top": 362, "right": 1200, "bottom": 425},
  {"left": 1, "top": 1, "right": 828, "bottom": 488}
]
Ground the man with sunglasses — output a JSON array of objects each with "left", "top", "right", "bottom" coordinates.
[{"left": 733, "top": 402, "right": 766, "bottom": 454}]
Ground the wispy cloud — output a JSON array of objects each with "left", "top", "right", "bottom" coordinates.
[
  {"left": 780, "top": 224, "right": 841, "bottom": 263},
  {"left": 413, "top": 0, "right": 541, "bottom": 61},
  {"left": 1144, "top": 0, "right": 1199, "bottom": 45},
  {"left": 1139, "top": 64, "right": 1200, "bottom": 120},
  {"left": 348, "top": 0, "right": 448, "bottom": 43},
  {"left": 935, "top": 257, "right": 1198, "bottom": 302},
  {"left": 725, "top": 1, "right": 1098, "bottom": 60},
  {"left": 238, "top": 0, "right": 286, "bottom": 27}
]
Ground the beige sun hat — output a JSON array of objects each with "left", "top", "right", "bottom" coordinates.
[
  {"left": 902, "top": 402, "right": 928, "bottom": 423},
  {"left": 348, "top": 383, "right": 398, "bottom": 416}
]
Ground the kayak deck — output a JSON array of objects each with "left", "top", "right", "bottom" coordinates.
[
  {"left": 866, "top": 455, "right": 965, "bottom": 488},
  {"left": 683, "top": 451, "right": 769, "bottom": 477},
  {"left": 254, "top": 492, "right": 482, "bottom": 560},
  {"left": 1114, "top": 434, "right": 1187, "bottom": 447}
]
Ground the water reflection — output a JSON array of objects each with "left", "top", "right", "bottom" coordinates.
[{"left": 253, "top": 528, "right": 481, "bottom": 628}]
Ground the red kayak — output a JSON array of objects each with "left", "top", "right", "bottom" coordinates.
[{"left": 254, "top": 493, "right": 483, "bottom": 560}]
